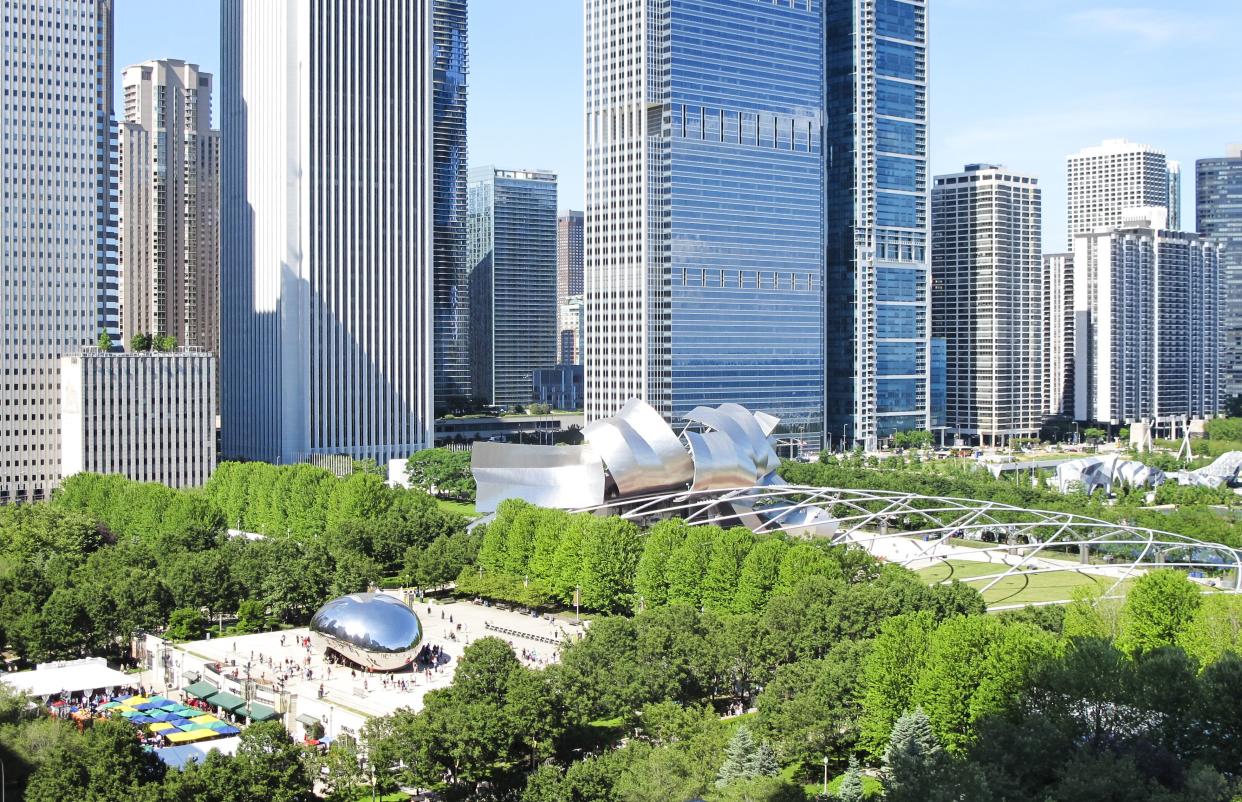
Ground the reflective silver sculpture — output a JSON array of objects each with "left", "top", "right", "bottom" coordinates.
[
  {"left": 583, "top": 398, "right": 695, "bottom": 496},
  {"left": 472, "top": 442, "right": 606, "bottom": 513},
  {"left": 1049, "top": 455, "right": 1165, "bottom": 495},
  {"left": 309, "top": 593, "right": 422, "bottom": 672}
]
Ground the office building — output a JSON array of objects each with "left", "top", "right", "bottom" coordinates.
[
  {"left": 432, "top": 0, "right": 471, "bottom": 412},
  {"left": 1043, "top": 253, "right": 1075, "bottom": 417},
  {"left": 118, "top": 59, "right": 220, "bottom": 353},
  {"left": 932, "top": 165, "right": 1043, "bottom": 446},
  {"left": 534, "top": 365, "right": 584, "bottom": 412},
  {"left": 1073, "top": 208, "right": 1222, "bottom": 424},
  {"left": 1167, "top": 160, "right": 1182, "bottom": 231},
  {"left": 559, "top": 295, "right": 584, "bottom": 365},
  {"left": 0, "top": 0, "right": 116, "bottom": 503},
  {"left": 1197, "top": 145, "right": 1242, "bottom": 397},
  {"left": 558, "top": 211, "right": 584, "bottom": 304},
  {"left": 825, "top": 0, "right": 931, "bottom": 449},
  {"left": 1066, "top": 139, "right": 1174, "bottom": 246},
  {"left": 586, "top": 0, "right": 828, "bottom": 448},
  {"left": 467, "top": 167, "right": 558, "bottom": 408},
  {"left": 61, "top": 351, "right": 217, "bottom": 488},
  {"left": 221, "top": 0, "right": 438, "bottom": 465}
]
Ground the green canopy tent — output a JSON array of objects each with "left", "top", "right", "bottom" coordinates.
[
  {"left": 204, "top": 690, "right": 246, "bottom": 713},
  {"left": 239, "top": 702, "right": 278, "bottom": 722},
  {"left": 182, "top": 681, "right": 218, "bottom": 700}
]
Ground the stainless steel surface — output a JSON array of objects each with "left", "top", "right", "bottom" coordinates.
[
  {"left": 584, "top": 398, "right": 693, "bottom": 496},
  {"left": 472, "top": 442, "right": 606, "bottom": 513},
  {"left": 309, "top": 593, "right": 422, "bottom": 672},
  {"left": 683, "top": 404, "right": 780, "bottom": 490},
  {"left": 685, "top": 430, "right": 759, "bottom": 491}
]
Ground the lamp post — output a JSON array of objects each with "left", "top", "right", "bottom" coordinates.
[{"left": 821, "top": 754, "right": 828, "bottom": 798}]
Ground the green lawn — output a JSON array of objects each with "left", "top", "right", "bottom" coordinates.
[
  {"left": 918, "top": 559, "right": 1133, "bottom": 607},
  {"left": 435, "top": 498, "right": 479, "bottom": 519}
]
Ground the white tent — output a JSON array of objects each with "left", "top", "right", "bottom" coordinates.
[{"left": 0, "top": 658, "right": 135, "bottom": 699}]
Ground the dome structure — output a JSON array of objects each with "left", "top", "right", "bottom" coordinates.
[{"left": 309, "top": 592, "right": 422, "bottom": 671}]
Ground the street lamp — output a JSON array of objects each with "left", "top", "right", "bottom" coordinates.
[{"left": 821, "top": 754, "right": 829, "bottom": 798}]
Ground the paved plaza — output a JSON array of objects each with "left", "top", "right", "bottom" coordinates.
[{"left": 155, "top": 596, "right": 586, "bottom": 732}]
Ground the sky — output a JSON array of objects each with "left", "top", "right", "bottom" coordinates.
[{"left": 116, "top": 0, "right": 1242, "bottom": 252}]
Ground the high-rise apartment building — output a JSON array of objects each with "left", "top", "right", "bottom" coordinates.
[
  {"left": 221, "top": 0, "right": 439, "bottom": 465},
  {"left": 932, "top": 165, "right": 1043, "bottom": 445},
  {"left": 1073, "top": 208, "right": 1222, "bottom": 424},
  {"left": 560, "top": 296, "right": 584, "bottom": 365},
  {"left": 0, "top": 0, "right": 116, "bottom": 503},
  {"left": 61, "top": 350, "right": 217, "bottom": 488},
  {"left": 1197, "top": 145, "right": 1242, "bottom": 398},
  {"left": 432, "top": 0, "right": 470, "bottom": 413},
  {"left": 1167, "top": 160, "right": 1182, "bottom": 231},
  {"left": 118, "top": 60, "right": 220, "bottom": 353},
  {"left": 825, "top": 0, "right": 931, "bottom": 449},
  {"left": 467, "top": 167, "right": 558, "bottom": 409},
  {"left": 557, "top": 211, "right": 584, "bottom": 304},
  {"left": 1066, "top": 139, "right": 1173, "bottom": 246},
  {"left": 1043, "top": 253, "right": 1075, "bottom": 417},
  {"left": 586, "top": 0, "right": 828, "bottom": 448}
]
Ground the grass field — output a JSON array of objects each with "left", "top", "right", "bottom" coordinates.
[
  {"left": 435, "top": 498, "right": 480, "bottom": 519},
  {"left": 917, "top": 559, "right": 1133, "bottom": 607}
]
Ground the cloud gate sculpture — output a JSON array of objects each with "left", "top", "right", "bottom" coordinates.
[
  {"left": 309, "top": 593, "right": 422, "bottom": 672},
  {"left": 472, "top": 399, "right": 835, "bottom": 537}
]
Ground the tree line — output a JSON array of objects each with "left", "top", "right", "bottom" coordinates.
[{"left": 0, "top": 469, "right": 465, "bottom": 664}]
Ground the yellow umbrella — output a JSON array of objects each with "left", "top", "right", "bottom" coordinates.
[
  {"left": 191, "top": 714, "right": 223, "bottom": 726},
  {"left": 149, "top": 722, "right": 176, "bottom": 733}
]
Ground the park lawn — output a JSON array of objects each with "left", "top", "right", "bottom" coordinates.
[
  {"left": 918, "top": 559, "right": 1133, "bottom": 606},
  {"left": 435, "top": 498, "right": 479, "bottom": 519}
]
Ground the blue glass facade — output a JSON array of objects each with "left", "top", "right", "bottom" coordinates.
[
  {"left": 432, "top": 0, "right": 470, "bottom": 412},
  {"left": 1197, "top": 151, "right": 1242, "bottom": 397},
  {"left": 825, "top": 0, "right": 930, "bottom": 447},
  {"left": 660, "top": 0, "right": 825, "bottom": 446}
]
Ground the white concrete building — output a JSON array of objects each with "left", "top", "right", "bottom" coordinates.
[
  {"left": 932, "top": 165, "right": 1044, "bottom": 445},
  {"left": 220, "top": 0, "right": 437, "bottom": 465},
  {"left": 119, "top": 59, "right": 220, "bottom": 353},
  {"left": 61, "top": 351, "right": 217, "bottom": 488},
  {"left": 1073, "top": 208, "right": 1222, "bottom": 424},
  {"left": 1066, "top": 139, "right": 1175, "bottom": 247},
  {"left": 0, "top": 1, "right": 116, "bottom": 503},
  {"left": 1043, "top": 253, "right": 1075, "bottom": 417}
]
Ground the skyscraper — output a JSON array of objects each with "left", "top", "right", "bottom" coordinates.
[
  {"left": 1073, "top": 208, "right": 1221, "bottom": 424},
  {"left": 932, "top": 166, "right": 1043, "bottom": 446},
  {"left": 118, "top": 60, "right": 220, "bottom": 353},
  {"left": 0, "top": 0, "right": 116, "bottom": 503},
  {"left": 221, "top": 0, "right": 437, "bottom": 466},
  {"left": 1197, "top": 145, "right": 1242, "bottom": 399},
  {"left": 557, "top": 211, "right": 584, "bottom": 305},
  {"left": 1167, "top": 160, "right": 1182, "bottom": 231},
  {"left": 826, "top": 0, "right": 931, "bottom": 450},
  {"left": 468, "top": 167, "right": 558, "bottom": 409},
  {"left": 1066, "top": 139, "right": 1173, "bottom": 246},
  {"left": 586, "top": 0, "right": 827, "bottom": 448},
  {"left": 1043, "top": 253, "right": 1075, "bottom": 418},
  {"left": 432, "top": 0, "right": 470, "bottom": 413}
]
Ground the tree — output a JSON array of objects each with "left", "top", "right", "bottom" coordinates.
[
  {"left": 858, "top": 612, "right": 935, "bottom": 756},
  {"left": 166, "top": 607, "right": 206, "bottom": 641},
  {"left": 882, "top": 708, "right": 944, "bottom": 802},
  {"left": 233, "top": 721, "right": 314, "bottom": 802},
  {"left": 837, "top": 756, "right": 864, "bottom": 802},
  {"left": 634, "top": 519, "right": 688, "bottom": 609},
  {"left": 95, "top": 331, "right": 112, "bottom": 351},
  {"left": 1178, "top": 594, "right": 1242, "bottom": 667},
  {"left": 774, "top": 542, "right": 842, "bottom": 595},
  {"left": 154, "top": 334, "right": 178, "bottom": 352},
  {"left": 717, "top": 725, "right": 760, "bottom": 787},
  {"left": 130, "top": 332, "right": 152, "bottom": 352},
  {"left": 578, "top": 517, "right": 643, "bottom": 612},
  {"left": 664, "top": 526, "right": 716, "bottom": 608},
  {"left": 405, "top": 448, "right": 475, "bottom": 500},
  {"left": 1117, "top": 569, "right": 1202, "bottom": 657},
  {"left": 701, "top": 527, "right": 755, "bottom": 612},
  {"left": 732, "top": 538, "right": 789, "bottom": 613}
]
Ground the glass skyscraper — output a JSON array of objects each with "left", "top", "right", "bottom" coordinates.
[
  {"left": 586, "top": 0, "right": 826, "bottom": 449},
  {"left": 1197, "top": 146, "right": 1242, "bottom": 399},
  {"left": 468, "top": 167, "right": 559, "bottom": 409},
  {"left": 825, "top": 0, "right": 931, "bottom": 450},
  {"left": 432, "top": 0, "right": 471, "bottom": 413}
]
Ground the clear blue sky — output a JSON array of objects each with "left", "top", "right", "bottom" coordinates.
[{"left": 116, "top": 0, "right": 1242, "bottom": 251}]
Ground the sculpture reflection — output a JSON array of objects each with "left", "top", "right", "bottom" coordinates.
[{"left": 309, "top": 592, "right": 422, "bottom": 672}]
